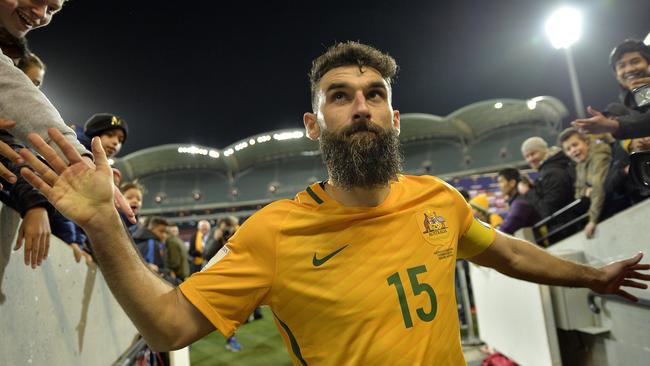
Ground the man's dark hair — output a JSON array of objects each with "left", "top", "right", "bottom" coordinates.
[
  {"left": 309, "top": 41, "right": 398, "bottom": 112},
  {"left": 497, "top": 167, "right": 521, "bottom": 183},
  {"left": 609, "top": 39, "right": 650, "bottom": 70},
  {"left": 557, "top": 127, "right": 587, "bottom": 146},
  {"left": 148, "top": 217, "right": 169, "bottom": 229}
]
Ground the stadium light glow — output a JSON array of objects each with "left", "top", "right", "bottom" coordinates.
[
  {"left": 256, "top": 135, "right": 272, "bottom": 143},
  {"left": 494, "top": 102, "right": 503, "bottom": 109},
  {"left": 235, "top": 141, "right": 249, "bottom": 151},
  {"left": 249, "top": 138, "right": 256, "bottom": 145},
  {"left": 644, "top": 32, "right": 650, "bottom": 45},
  {"left": 527, "top": 100, "right": 537, "bottom": 110},
  {"left": 223, "top": 148, "right": 234, "bottom": 157},
  {"left": 178, "top": 145, "right": 220, "bottom": 159},
  {"left": 273, "top": 131, "right": 304, "bottom": 141},
  {"left": 108, "top": 158, "right": 115, "bottom": 166},
  {"left": 545, "top": 7, "right": 582, "bottom": 49}
]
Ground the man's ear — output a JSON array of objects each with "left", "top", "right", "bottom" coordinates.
[
  {"left": 392, "top": 109, "right": 401, "bottom": 135},
  {"left": 303, "top": 112, "right": 321, "bottom": 141}
]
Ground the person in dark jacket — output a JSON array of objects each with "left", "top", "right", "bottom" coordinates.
[
  {"left": 519, "top": 137, "right": 576, "bottom": 219},
  {"left": 134, "top": 217, "right": 169, "bottom": 274},
  {"left": 165, "top": 225, "right": 189, "bottom": 281},
  {"left": 572, "top": 39, "right": 650, "bottom": 139},
  {"left": 496, "top": 168, "right": 541, "bottom": 235}
]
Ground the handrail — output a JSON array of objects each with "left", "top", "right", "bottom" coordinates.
[
  {"left": 533, "top": 198, "right": 588, "bottom": 229},
  {"left": 534, "top": 213, "right": 589, "bottom": 243}
]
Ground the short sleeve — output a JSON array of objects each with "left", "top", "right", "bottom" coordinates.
[{"left": 179, "top": 206, "right": 285, "bottom": 337}]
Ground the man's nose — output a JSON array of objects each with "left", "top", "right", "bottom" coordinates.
[{"left": 352, "top": 91, "right": 371, "bottom": 120}]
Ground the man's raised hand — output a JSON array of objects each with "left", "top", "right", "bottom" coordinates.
[
  {"left": 19, "top": 128, "right": 115, "bottom": 229},
  {"left": 590, "top": 252, "right": 650, "bottom": 302}
]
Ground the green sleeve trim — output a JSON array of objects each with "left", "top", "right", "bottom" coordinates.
[{"left": 273, "top": 311, "right": 308, "bottom": 365}]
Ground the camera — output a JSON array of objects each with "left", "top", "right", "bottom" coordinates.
[
  {"left": 633, "top": 83, "right": 650, "bottom": 107},
  {"left": 630, "top": 150, "right": 650, "bottom": 187}
]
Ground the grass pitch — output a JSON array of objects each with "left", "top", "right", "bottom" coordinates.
[{"left": 190, "top": 306, "right": 293, "bottom": 366}]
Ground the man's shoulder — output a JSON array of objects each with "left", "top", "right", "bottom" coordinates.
[
  {"left": 397, "top": 174, "right": 460, "bottom": 197},
  {"left": 398, "top": 174, "right": 449, "bottom": 188}
]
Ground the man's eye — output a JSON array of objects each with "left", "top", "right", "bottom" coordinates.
[
  {"left": 333, "top": 92, "right": 346, "bottom": 100},
  {"left": 368, "top": 90, "right": 385, "bottom": 99}
]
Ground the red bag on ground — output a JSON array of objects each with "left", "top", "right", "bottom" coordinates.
[{"left": 481, "top": 352, "right": 517, "bottom": 366}]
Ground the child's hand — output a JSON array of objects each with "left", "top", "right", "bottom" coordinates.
[{"left": 15, "top": 207, "right": 51, "bottom": 268}]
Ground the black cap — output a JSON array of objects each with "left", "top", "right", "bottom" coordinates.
[
  {"left": 609, "top": 39, "right": 650, "bottom": 70},
  {"left": 84, "top": 113, "right": 128, "bottom": 142}
]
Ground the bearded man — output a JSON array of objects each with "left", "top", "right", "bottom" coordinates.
[{"left": 13, "top": 42, "right": 650, "bottom": 366}]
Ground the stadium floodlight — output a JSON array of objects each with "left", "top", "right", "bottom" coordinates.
[
  {"left": 544, "top": 6, "right": 585, "bottom": 118},
  {"left": 545, "top": 7, "right": 582, "bottom": 49},
  {"left": 644, "top": 32, "right": 650, "bottom": 45}
]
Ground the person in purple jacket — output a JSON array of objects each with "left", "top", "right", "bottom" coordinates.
[{"left": 497, "top": 167, "right": 541, "bottom": 235}]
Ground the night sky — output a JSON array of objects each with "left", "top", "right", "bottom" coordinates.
[{"left": 26, "top": 1, "right": 650, "bottom": 156}]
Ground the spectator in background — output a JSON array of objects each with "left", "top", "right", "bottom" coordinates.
[
  {"left": 17, "top": 52, "right": 45, "bottom": 87},
  {"left": 0, "top": 47, "right": 80, "bottom": 268},
  {"left": 120, "top": 182, "right": 143, "bottom": 235},
  {"left": 68, "top": 114, "right": 130, "bottom": 262},
  {"left": 134, "top": 217, "right": 169, "bottom": 275},
  {"left": 0, "top": 2, "right": 96, "bottom": 186},
  {"left": 189, "top": 220, "right": 210, "bottom": 274},
  {"left": 559, "top": 128, "right": 630, "bottom": 238},
  {"left": 573, "top": 39, "right": 650, "bottom": 139},
  {"left": 79, "top": 113, "right": 128, "bottom": 158},
  {"left": 166, "top": 225, "right": 189, "bottom": 281},
  {"left": 469, "top": 193, "right": 503, "bottom": 228},
  {"left": 204, "top": 216, "right": 239, "bottom": 264},
  {"left": 519, "top": 137, "right": 576, "bottom": 219},
  {"left": 496, "top": 168, "right": 541, "bottom": 235}
]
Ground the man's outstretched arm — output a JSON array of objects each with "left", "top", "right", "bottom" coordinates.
[
  {"left": 19, "top": 129, "right": 214, "bottom": 350},
  {"left": 468, "top": 231, "right": 650, "bottom": 302}
]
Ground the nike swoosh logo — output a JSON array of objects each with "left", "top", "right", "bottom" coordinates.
[{"left": 312, "top": 244, "right": 349, "bottom": 267}]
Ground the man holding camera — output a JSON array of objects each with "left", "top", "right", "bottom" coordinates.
[
  {"left": 573, "top": 39, "right": 650, "bottom": 139},
  {"left": 203, "top": 216, "right": 239, "bottom": 265}
]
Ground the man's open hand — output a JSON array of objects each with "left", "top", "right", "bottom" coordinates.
[
  {"left": 590, "top": 252, "right": 650, "bottom": 302},
  {"left": 19, "top": 128, "right": 115, "bottom": 229}
]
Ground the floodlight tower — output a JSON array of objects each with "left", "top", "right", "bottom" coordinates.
[{"left": 545, "top": 7, "right": 585, "bottom": 118}]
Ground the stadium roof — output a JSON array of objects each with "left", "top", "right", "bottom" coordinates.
[{"left": 113, "top": 96, "right": 567, "bottom": 181}]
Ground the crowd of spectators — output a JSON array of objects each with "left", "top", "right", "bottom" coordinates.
[{"left": 488, "top": 39, "right": 650, "bottom": 242}]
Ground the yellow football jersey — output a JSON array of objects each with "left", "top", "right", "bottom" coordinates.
[{"left": 180, "top": 175, "right": 495, "bottom": 365}]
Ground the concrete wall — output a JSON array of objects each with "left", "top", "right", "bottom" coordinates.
[
  {"left": 0, "top": 203, "right": 138, "bottom": 365},
  {"left": 548, "top": 200, "right": 650, "bottom": 366},
  {"left": 472, "top": 199, "right": 650, "bottom": 366}
]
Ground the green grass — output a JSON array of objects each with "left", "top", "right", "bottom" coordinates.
[{"left": 190, "top": 306, "right": 293, "bottom": 366}]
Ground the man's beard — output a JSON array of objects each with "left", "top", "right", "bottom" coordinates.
[{"left": 319, "top": 119, "right": 403, "bottom": 190}]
